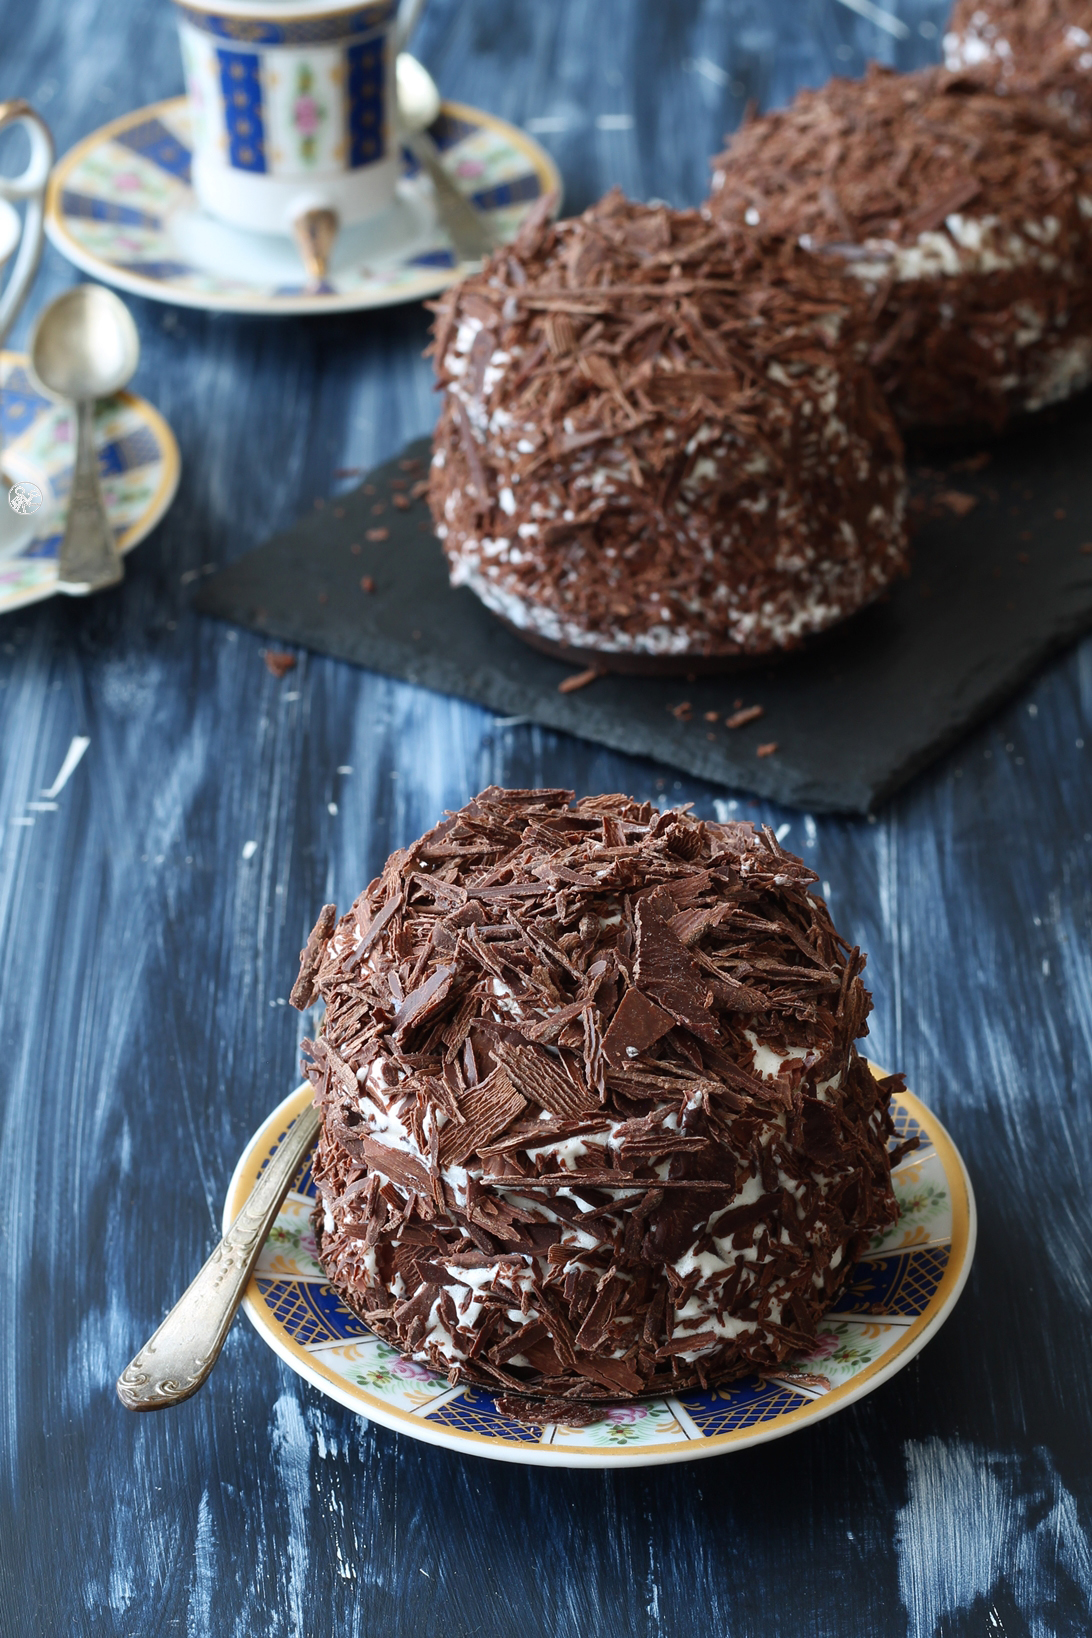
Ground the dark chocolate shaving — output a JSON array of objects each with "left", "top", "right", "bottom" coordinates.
[
  {"left": 289, "top": 902, "right": 337, "bottom": 1010},
  {"left": 601, "top": 987, "right": 676, "bottom": 1066}
]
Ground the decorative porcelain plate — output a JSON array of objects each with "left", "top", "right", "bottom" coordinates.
[
  {"left": 0, "top": 351, "right": 180, "bottom": 618},
  {"left": 225, "top": 1069, "right": 976, "bottom": 1468},
  {"left": 45, "top": 96, "right": 561, "bottom": 316}
]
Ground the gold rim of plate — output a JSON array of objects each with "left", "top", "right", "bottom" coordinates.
[
  {"left": 44, "top": 96, "right": 563, "bottom": 317},
  {"left": 224, "top": 1066, "right": 976, "bottom": 1468}
]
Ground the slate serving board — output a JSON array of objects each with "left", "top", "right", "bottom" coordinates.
[{"left": 197, "top": 400, "right": 1092, "bottom": 814}]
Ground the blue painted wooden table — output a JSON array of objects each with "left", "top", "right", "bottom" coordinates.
[{"left": 1, "top": 2, "right": 1090, "bottom": 1634}]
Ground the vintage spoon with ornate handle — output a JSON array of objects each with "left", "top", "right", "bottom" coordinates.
[
  {"left": 116, "top": 1100, "right": 319, "bottom": 1411},
  {"left": 29, "top": 284, "right": 140, "bottom": 596}
]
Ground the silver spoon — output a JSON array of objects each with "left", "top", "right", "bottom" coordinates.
[
  {"left": 117, "top": 1099, "right": 319, "bottom": 1410},
  {"left": 29, "top": 284, "right": 140, "bottom": 596},
  {"left": 396, "top": 53, "right": 497, "bottom": 263}
]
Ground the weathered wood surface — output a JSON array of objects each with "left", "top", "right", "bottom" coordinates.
[{"left": 1, "top": 1, "right": 1090, "bottom": 1634}]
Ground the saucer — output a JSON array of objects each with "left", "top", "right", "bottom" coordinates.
[
  {"left": 0, "top": 350, "right": 180, "bottom": 617},
  {"left": 45, "top": 96, "right": 562, "bottom": 316},
  {"left": 224, "top": 1069, "right": 975, "bottom": 1468}
]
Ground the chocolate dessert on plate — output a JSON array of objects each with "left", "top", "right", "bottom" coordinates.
[
  {"left": 427, "top": 190, "right": 907, "bottom": 673},
  {"left": 707, "top": 64, "right": 1092, "bottom": 436},
  {"left": 292, "top": 787, "right": 907, "bottom": 1419}
]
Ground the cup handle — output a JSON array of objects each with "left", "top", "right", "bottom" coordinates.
[
  {"left": 0, "top": 102, "right": 54, "bottom": 351},
  {"left": 392, "top": 0, "right": 428, "bottom": 55}
]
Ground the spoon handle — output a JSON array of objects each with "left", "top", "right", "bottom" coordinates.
[
  {"left": 56, "top": 397, "right": 124, "bottom": 595},
  {"left": 116, "top": 1102, "right": 321, "bottom": 1412},
  {"left": 405, "top": 130, "right": 495, "bottom": 262}
]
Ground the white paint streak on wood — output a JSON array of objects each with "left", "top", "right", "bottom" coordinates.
[
  {"left": 187, "top": 1489, "right": 216, "bottom": 1638},
  {"left": 272, "top": 1394, "right": 311, "bottom": 1638},
  {"left": 41, "top": 735, "right": 90, "bottom": 799},
  {"left": 897, "top": 1439, "right": 1092, "bottom": 1637}
]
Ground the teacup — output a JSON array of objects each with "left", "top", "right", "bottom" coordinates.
[
  {"left": 173, "top": 0, "right": 426, "bottom": 237},
  {"left": 0, "top": 101, "right": 55, "bottom": 559}
]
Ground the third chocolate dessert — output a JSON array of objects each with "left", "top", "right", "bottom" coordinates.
[
  {"left": 945, "top": 0, "right": 1092, "bottom": 127},
  {"left": 707, "top": 65, "right": 1092, "bottom": 435}
]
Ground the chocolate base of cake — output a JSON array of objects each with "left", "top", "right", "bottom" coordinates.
[
  {"left": 492, "top": 614, "right": 761, "bottom": 675},
  {"left": 494, "top": 602, "right": 884, "bottom": 675}
]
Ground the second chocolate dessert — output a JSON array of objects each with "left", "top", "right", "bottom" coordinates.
[
  {"left": 428, "top": 190, "right": 907, "bottom": 668},
  {"left": 707, "top": 65, "right": 1092, "bottom": 435}
]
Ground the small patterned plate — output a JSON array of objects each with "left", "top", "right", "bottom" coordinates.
[
  {"left": 225, "top": 1068, "right": 976, "bottom": 1467},
  {"left": 45, "top": 96, "right": 561, "bottom": 316},
  {"left": 0, "top": 350, "right": 180, "bottom": 618}
]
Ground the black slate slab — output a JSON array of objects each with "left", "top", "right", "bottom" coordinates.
[{"left": 197, "top": 404, "right": 1092, "bottom": 814}]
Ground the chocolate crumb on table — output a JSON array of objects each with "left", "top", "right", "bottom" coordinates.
[
  {"left": 726, "top": 704, "right": 764, "bottom": 729},
  {"left": 293, "top": 788, "right": 905, "bottom": 1405},
  {"left": 557, "top": 666, "right": 600, "bottom": 693},
  {"left": 263, "top": 650, "right": 296, "bottom": 678}
]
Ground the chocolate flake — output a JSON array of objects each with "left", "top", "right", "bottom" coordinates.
[
  {"left": 289, "top": 903, "right": 337, "bottom": 1010},
  {"left": 601, "top": 987, "right": 676, "bottom": 1066}
]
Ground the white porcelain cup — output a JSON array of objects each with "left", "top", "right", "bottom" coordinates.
[{"left": 173, "top": 0, "right": 427, "bottom": 236}]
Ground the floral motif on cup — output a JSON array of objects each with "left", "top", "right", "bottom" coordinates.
[{"left": 292, "top": 64, "right": 326, "bottom": 165}]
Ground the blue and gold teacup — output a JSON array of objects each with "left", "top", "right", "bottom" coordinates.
[{"left": 173, "top": 0, "right": 423, "bottom": 236}]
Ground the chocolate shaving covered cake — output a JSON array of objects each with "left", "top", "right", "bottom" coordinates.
[
  {"left": 293, "top": 788, "right": 904, "bottom": 1408},
  {"left": 945, "top": 0, "right": 1092, "bottom": 126},
  {"left": 427, "top": 190, "right": 907, "bottom": 669},
  {"left": 707, "top": 65, "right": 1092, "bottom": 434}
]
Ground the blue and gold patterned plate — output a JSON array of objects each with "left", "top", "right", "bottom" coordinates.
[
  {"left": 0, "top": 350, "right": 180, "bottom": 618},
  {"left": 45, "top": 96, "right": 561, "bottom": 316},
  {"left": 225, "top": 1069, "right": 975, "bottom": 1467}
]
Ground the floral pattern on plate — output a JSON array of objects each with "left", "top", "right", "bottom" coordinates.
[
  {"left": 867, "top": 1148, "right": 951, "bottom": 1256},
  {"left": 778, "top": 1318, "right": 909, "bottom": 1391},
  {"left": 311, "top": 1334, "right": 454, "bottom": 1413},
  {"left": 255, "top": 1196, "right": 324, "bottom": 1281},
  {"left": 549, "top": 1400, "right": 690, "bottom": 1449}
]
